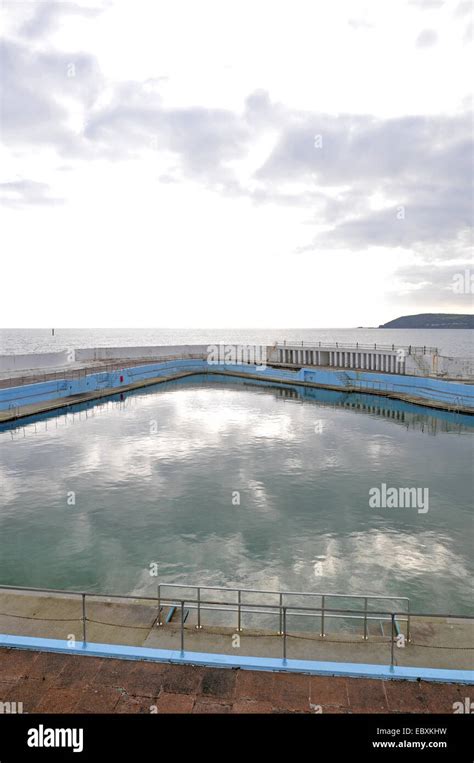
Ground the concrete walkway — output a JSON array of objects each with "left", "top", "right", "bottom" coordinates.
[
  {"left": 0, "top": 592, "right": 471, "bottom": 672},
  {"left": 0, "top": 647, "right": 469, "bottom": 714},
  {"left": 0, "top": 356, "right": 204, "bottom": 387}
]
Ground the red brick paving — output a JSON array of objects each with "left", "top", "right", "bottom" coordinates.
[{"left": 0, "top": 647, "right": 468, "bottom": 714}]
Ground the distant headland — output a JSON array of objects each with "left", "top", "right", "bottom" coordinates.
[{"left": 379, "top": 313, "right": 474, "bottom": 329}]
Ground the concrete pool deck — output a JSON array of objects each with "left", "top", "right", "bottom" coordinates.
[
  {"left": 0, "top": 369, "right": 198, "bottom": 424},
  {"left": 0, "top": 592, "right": 472, "bottom": 674},
  {"left": 0, "top": 647, "right": 469, "bottom": 714},
  {"left": 0, "top": 356, "right": 169, "bottom": 387}
]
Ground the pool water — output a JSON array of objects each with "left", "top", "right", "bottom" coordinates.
[{"left": 0, "top": 375, "right": 472, "bottom": 614}]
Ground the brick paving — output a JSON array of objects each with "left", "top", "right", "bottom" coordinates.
[{"left": 0, "top": 648, "right": 468, "bottom": 714}]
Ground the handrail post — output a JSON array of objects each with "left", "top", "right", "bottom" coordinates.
[
  {"left": 196, "top": 587, "right": 202, "bottom": 629},
  {"left": 363, "top": 597, "right": 368, "bottom": 640},
  {"left": 157, "top": 584, "right": 162, "bottom": 626},
  {"left": 278, "top": 593, "right": 283, "bottom": 634},
  {"left": 282, "top": 606, "right": 287, "bottom": 662},
  {"left": 407, "top": 601, "right": 411, "bottom": 643},
  {"left": 180, "top": 600, "right": 185, "bottom": 654},
  {"left": 390, "top": 613, "right": 395, "bottom": 670},
  {"left": 81, "top": 593, "right": 87, "bottom": 644},
  {"left": 237, "top": 589, "right": 242, "bottom": 632},
  {"left": 320, "top": 595, "right": 325, "bottom": 637}
]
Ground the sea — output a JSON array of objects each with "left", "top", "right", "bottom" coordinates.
[{"left": 0, "top": 328, "right": 473, "bottom": 357}]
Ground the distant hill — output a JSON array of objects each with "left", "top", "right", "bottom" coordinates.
[{"left": 379, "top": 313, "right": 474, "bottom": 329}]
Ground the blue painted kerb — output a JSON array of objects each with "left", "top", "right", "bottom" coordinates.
[{"left": 1, "top": 634, "right": 472, "bottom": 684}]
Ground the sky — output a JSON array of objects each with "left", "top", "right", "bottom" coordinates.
[{"left": 0, "top": 0, "right": 472, "bottom": 328}]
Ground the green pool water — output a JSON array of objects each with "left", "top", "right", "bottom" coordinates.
[{"left": 0, "top": 375, "right": 472, "bottom": 615}]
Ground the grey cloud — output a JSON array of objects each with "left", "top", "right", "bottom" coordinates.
[
  {"left": 454, "top": 1, "right": 472, "bottom": 19},
  {"left": 255, "top": 108, "right": 472, "bottom": 251},
  {"left": 254, "top": 111, "right": 470, "bottom": 185},
  {"left": 416, "top": 28, "right": 439, "bottom": 47},
  {"left": 451, "top": 0, "right": 473, "bottom": 43},
  {"left": 258, "top": 113, "right": 472, "bottom": 185},
  {"left": 320, "top": 199, "right": 470, "bottom": 250},
  {"left": 3, "top": 47, "right": 471, "bottom": 259},
  {"left": 2, "top": 35, "right": 250, "bottom": 180},
  {"left": 1, "top": 23, "right": 471, "bottom": 276},
  {"left": 390, "top": 260, "right": 474, "bottom": 309},
  {"left": 409, "top": 0, "right": 445, "bottom": 9},
  {"left": 84, "top": 84, "right": 251, "bottom": 184},
  {"left": 0, "top": 38, "right": 102, "bottom": 153},
  {"left": 348, "top": 18, "right": 374, "bottom": 31},
  {"left": 463, "top": 20, "right": 473, "bottom": 43},
  {"left": 18, "top": 1, "right": 102, "bottom": 39},
  {"left": 244, "top": 88, "right": 283, "bottom": 127},
  {"left": 0, "top": 180, "right": 64, "bottom": 207}
]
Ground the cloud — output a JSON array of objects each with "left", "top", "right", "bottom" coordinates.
[
  {"left": 348, "top": 18, "right": 374, "bottom": 31},
  {"left": 0, "top": 180, "right": 64, "bottom": 207},
  {"left": 320, "top": 200, "right": 470, "bottom": 250},
  {"left": 85, "top": 89, "right": 251, "bottom": 183},
  {"left": 390, "top": 259, "right": 474, "bottom": 309},
  {"left": 451, "top": 0, "right": 473, "bottom": 44},
  {"left": 254, "top": 106, "right": 472, "bottom": 252},
  {"left": 416, "top": 29, "right": 438, "bottom": 47},
  {"left": 463, "top": 20, "right": 473, "bottom": 44},
  {"left": 409, "top": 0, "right": 445, "bottom": 9},
  {"left": 0, "top": 4, "right": 471, "bottom": 314},
  {"left": 2, "top": 32, "right": 471, "bottom": 260},
  {"left": 2, "top": 37, "right": 471, "bottom": 259},
  {"left": 454, "top": 1, "right": 472, "bottom": 19},
  {"left": 18, "top": 1, "right": 102, "bottom": 40},
  {"left": 0, "top": 38, "right": 102, "bottom": 154}
]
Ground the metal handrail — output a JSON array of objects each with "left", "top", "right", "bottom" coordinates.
[
  {"left": 1, "top": 583, "right": 472, "bottom": 668},
  {"left": 156, "top": 583, "right": 410, "bottom": 641},
  {"left": 155, "top": 582, "right": 410, "bottom": 600},
  {"left": 279, "top": 341, "right": 438, "bottom": 354},
  {"left": 0, "top": 581, "right": 410, "bottom": 605},
  {"left": 0, "top": 356, "right": 209, "bottom": 389},
  {"left": 0, "top": 582, "right": 411, "bottom": 642},
  {"left": 2, "top": 582, "right": 469, "bottom": 622}
]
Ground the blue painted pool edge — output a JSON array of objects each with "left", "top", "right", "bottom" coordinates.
[
  {"left": 1, "top": 634, "right": 472, "bottom": 684},
  {"left": 1, "top": 359, "right": 473, "bottom": 413}
]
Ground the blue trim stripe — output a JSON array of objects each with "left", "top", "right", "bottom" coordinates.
[{"left": 1, "top": 634, "right": 472, "bottom": 684}]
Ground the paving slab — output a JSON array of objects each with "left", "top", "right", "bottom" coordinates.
[{"left": 0, "top": 648, "right": 469, "bottom": 714}]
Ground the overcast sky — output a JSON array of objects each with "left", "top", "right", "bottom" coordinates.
[{"left": 0, "top": 0, "right": 472, "bottom": 328}]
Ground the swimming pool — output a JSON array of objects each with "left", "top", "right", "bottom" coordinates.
[{"left": 0, "top": 375, "right": 472, "bottom": 614}]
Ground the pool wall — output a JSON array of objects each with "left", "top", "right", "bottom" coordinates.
[
  {"left": 302, "top": 368, "right": 474, "bottom": 408},
  {"left": 0, "top": 359, "right": 473, "bottom": 414}
]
